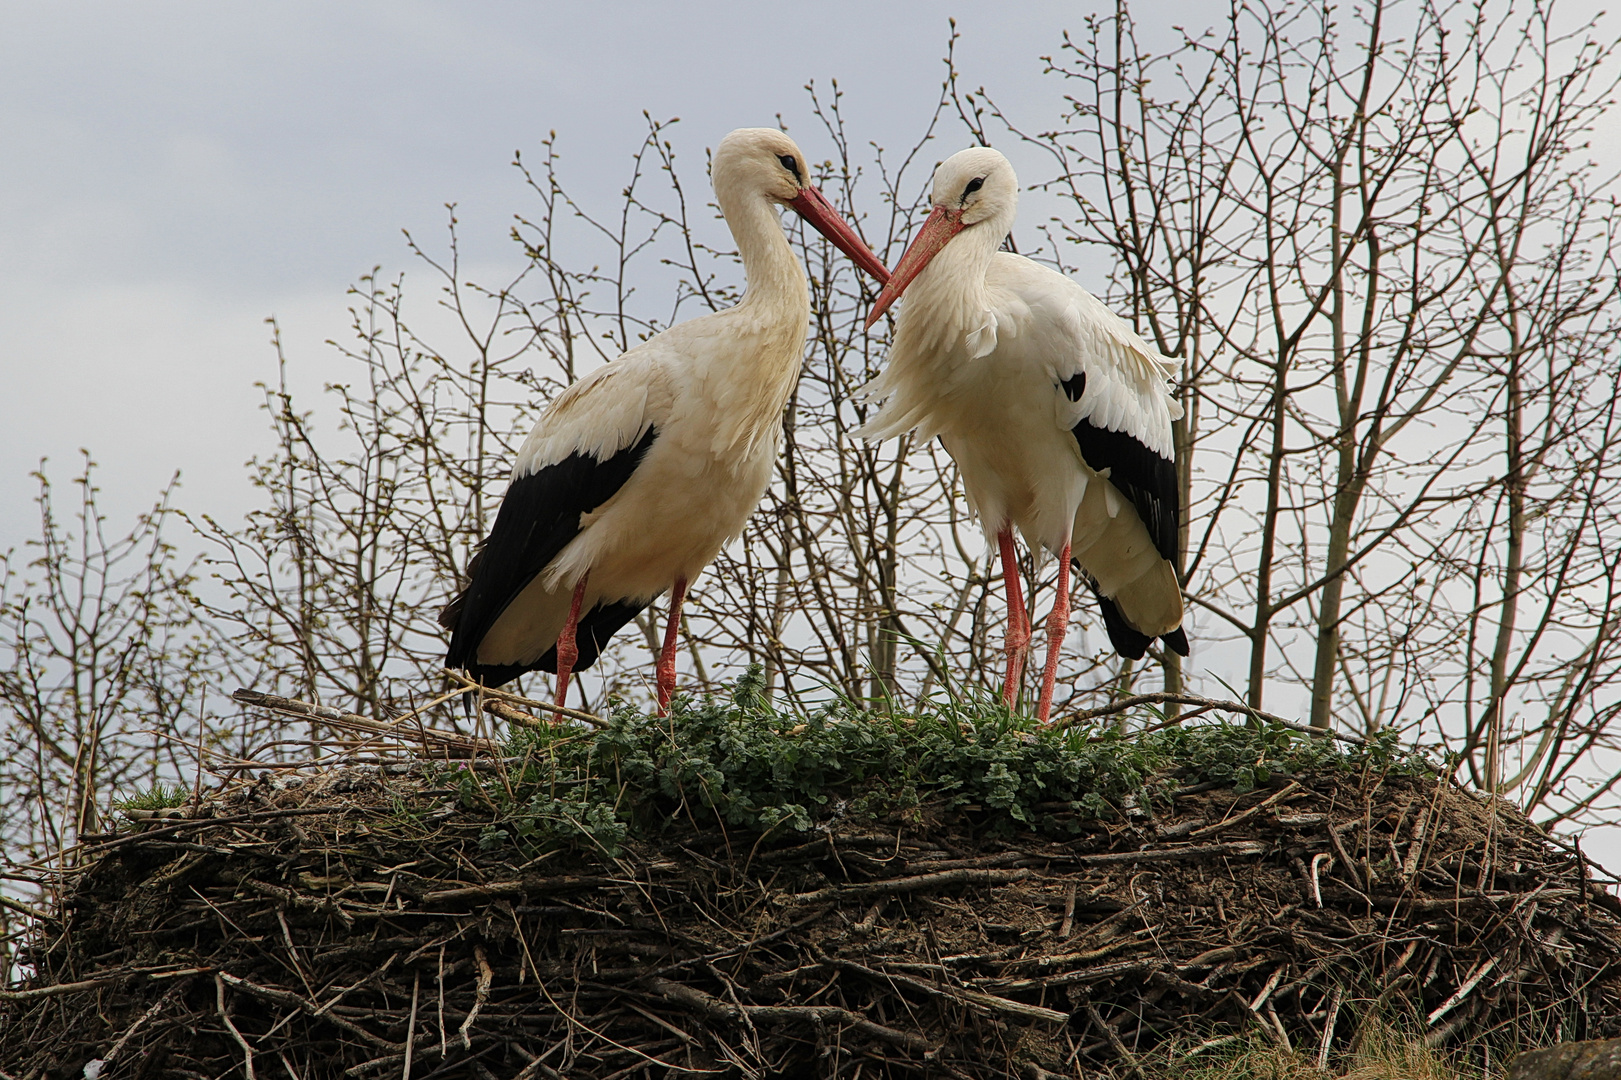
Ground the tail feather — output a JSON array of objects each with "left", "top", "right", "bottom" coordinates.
[
  {"left": 440, "top": 546, "right": 487, "bottom": 639},
  {"left": 1083, "top": 574, "right": 1189, "bottom": 660},
  {"left": 1093, "top": 589, "right": 1153, "bottom": 660},
  {"left": 455, "top": 597, "right": 651, "bottom": 690}
]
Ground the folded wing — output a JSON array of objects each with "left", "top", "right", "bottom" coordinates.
[{"left": 441, "top": 363, "right": 660, "bottom": 683}]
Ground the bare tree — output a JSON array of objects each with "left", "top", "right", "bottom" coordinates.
[
  {"left": 0, "top": 457, "right": 236, "bottom": 863},
  {"left": 984, "top": 0, "right": 1621, "bottom": 818}
]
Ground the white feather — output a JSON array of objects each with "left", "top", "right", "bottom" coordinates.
[
  {"left": 859, "top": 173, "right": 1184, "bottom": 642},
  {"left": 462, "top": 127, "right": 850, "bottom": 677},
  {"left": 512, "top": 356, "right": 657, "bottom": 479},
  {"left": 964, "top": 309, "right": 999, "bottom": 359}
]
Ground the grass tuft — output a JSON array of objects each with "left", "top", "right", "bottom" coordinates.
[
  {"left": 113, "top": 782, "right": 191, "bottom": 814},
  {"left": 1343, "top": 1020, "right": 1466, "bottom": 1080}
]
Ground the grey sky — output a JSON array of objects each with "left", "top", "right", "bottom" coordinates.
[
  {"left": 0, "top": 1, "right": 1092, "bottom": 536},
  {"left": 11, "top": 0, "right": 1610, "bottom": 535}
]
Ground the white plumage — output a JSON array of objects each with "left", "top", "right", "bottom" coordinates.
[
  {"left": 443, "top": 128, "right": 888, "bottom": 712},
  {"left": 860, "top": 146, "right": 1187, "bottom": 722}
]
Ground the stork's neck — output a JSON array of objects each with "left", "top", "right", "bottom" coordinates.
[
  {"left": 911, "top": 216, "right": 1007, "bottom": 318},
  {"left": 718, "top": 188, "right": 810, "bottom": 323},
  {"left": 697, "top": 183, "right": 811, "bottom": 459}
]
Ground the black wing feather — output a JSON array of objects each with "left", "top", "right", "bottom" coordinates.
[
  {"left": 1087, "top": 582, "right": 1190, "bottom": 660},
  {"left": 1069, "top": 419, "right": 1179, "bottom": 563},
  {"left": 443, "top": 426, "right": 658, "bottom": 682},
  {"left": 1062, "top": 374, "right": 1188, "bottom": 659},
  {"left": 1092, "top": 587, "right": 1152, "bottom": 660},
  {"left": 459, "top": 598, "right": 650, "bottom": 686}
]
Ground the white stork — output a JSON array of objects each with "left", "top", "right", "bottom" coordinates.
[
  {"left": 443, "top": 128, "right": 889, "bottom": 713},
  {"left": 858, "top": 146, "right": 1187, "bottom": 723}
]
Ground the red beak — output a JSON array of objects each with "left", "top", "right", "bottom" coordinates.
[
  {"left": 788, "top": 186, "right": 891, "bottom": 284},
  {"left": 864, "top": 206, "right": 964, "bottom": 329}
]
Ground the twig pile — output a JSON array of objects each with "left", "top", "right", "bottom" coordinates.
[{"left": 4, "top": 762, "right": 1620, "bottom": 1078}]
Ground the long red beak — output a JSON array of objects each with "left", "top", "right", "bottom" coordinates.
[
  {"left": 788, "top": 186, "right": 891, "bottom": 284},
  {"left": 864, "top": 206, "right": 964, "bottom": 329}
]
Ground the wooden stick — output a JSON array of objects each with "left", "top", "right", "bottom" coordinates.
[
  {"left": 423, "top": 875, "right": 625, "bottom": 903},
  {"left": 1189, "top": 781, "right": 1303, "bottom": 839},
  {"left": 1310, "top": 853, "right": 1330, "bottom": 908},
  {"left": 1427, "top": 957, "right": 1498, "bottom": 1025},
  {"left": 1051, "top": 692, "right": 1366, "bottom": 744},
  {"left": 443, "top": 671, "right": 609, "bottom": 728},
  {"left": 646, "top": 977, "right": 933, "bottom": 1055},
  {"left": 215, "top": 974, "right": 259, "bottom": 1080},
  {"left": 824, "top": 957, "right": 1069, "bottom": 1025},
  {"left": 401, "top": 972, "right": 420, "bottom": 1080},
  {"left": 0, "top": 976, "right": 118, "bottom": 1001},
  {"left": 1249, "top": 966, "right": 1285, "bottom": 1012},
  {"left": 1087, "top": 1002, "right": 1144, "bottom": 1078},
  {"left": 459, "top": 946, "right": 494, "bottom": 1049},
  {"left": 219, "top": 970, "right": 394, "bottom": 1050},
  {"left": 788, "top": 867, "right": 1034, "bottom": 904},
  {"left": 232, "top": 689, "right": 486, "bottom": 754},
  {"left": 1402, "top": 808, "right": 1431, "bottom": 879},
  {"left": 1058, "top": 882, "right": 1077, "bottom": 939},
  {"left": 1318, "top": 986, "right": 1343, "bottom": 1068},
  {"left": 1072, "top": 841, "right": 1270, "bottom": 864}
]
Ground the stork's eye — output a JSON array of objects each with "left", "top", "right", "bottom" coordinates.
[
  {"left": 963, "top": 176, "right": 986, "bottom": 198},
  {"left": 778, "top": 154, "right": 801, "bottom": 180}
]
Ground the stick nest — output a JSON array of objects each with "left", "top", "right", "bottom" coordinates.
[{"left": 5, "top": 719, "right": 1621, "bottom": 1078}]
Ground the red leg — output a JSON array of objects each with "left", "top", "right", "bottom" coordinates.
[
  {"left": 555, "top": 573, "right": 589, "bottom": 709},
  {"left": 1036, "top": 543, "right": 1073, "bottom": 724},
  {"left": 656, "top": 576, "right": 687, "bottom": 716},
  {"left": 997, "top": 527, "right": 1031, "bottom": 708}
]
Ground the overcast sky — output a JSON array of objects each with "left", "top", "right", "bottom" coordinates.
[
  {"left": 0, "top": 0, "right": 1096, "bottom": 539},
  {"left": 8, "top": 0, "right": 1612, "bottom": 543}
]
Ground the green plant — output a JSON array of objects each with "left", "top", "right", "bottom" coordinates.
[
  {"left": 457, "top": 669, "right": 1429, "bottom": 858},
  {"left": 113, "top": 783, "right": 191, "bottom": 815}
]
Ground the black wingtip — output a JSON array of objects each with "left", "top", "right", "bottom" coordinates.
[
  {"left": 446, "top": 597, "right": 654, "bottom": 692},
  {"left": 1094, "top": 592, "right": 1152, "bottom": 660},
  {"left": 1090, "top": 587, "right": 1188, "bottom": 661}
]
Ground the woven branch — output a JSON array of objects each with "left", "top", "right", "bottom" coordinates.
[{"left": 3, "top": 765, "right": 1617, "bottom": 1078}]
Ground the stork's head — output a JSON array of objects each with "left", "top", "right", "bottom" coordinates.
[
  {"left": 865, "top": 146, "right": 1018, "bottom": 329},
  {"left": 714, "top": 128, "right": 890, "bottom": 282},
  {"left": 932, "top": 146, "right": 1019, "bottom": 229}
]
